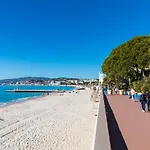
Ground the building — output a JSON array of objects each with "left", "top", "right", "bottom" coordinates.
[{"left": 99, "top": 73, "right": 105, "bottom": 84}]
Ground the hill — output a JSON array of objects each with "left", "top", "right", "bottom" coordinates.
[
  {"left": 0, "top": 77, "right": 50, "bottom": 84},
  {"left": 0, "top": 77, "right": 81, "bottom": 84}
]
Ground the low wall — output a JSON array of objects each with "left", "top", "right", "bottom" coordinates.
[{"left": 92, "top": 92, "right": 111, "bottom": 150}]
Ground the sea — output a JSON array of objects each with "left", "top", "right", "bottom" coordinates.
[{"left": 0, "top": 85, "right": 75, "bottom": 107}]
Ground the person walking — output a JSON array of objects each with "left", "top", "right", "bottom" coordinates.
[
  {"left": 145, "top": 91, "right": 150, "bottom": 111},
  {"left": 128, "top": 91, "right": 131, "bottom": 99},
  {"left": 140, "top": 91, "right": 146, "bottom": 112},
  {"left": 114, "top": 87, "right": 118, "bottom": 95},
  {"left": 131, "top": 88, "right": 136, "bottom": 101}
]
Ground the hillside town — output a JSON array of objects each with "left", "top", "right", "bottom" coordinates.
[{"left": 0, "top": 77, "right": 99, "bottom": 86}]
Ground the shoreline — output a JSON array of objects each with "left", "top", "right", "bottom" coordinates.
[
  {"left": 0, "top": 92, "right": 69, "bottom": 109},
  {"left": 0, "top": 89, "right": 98, "bottom": 150},
  {"left": 0, "top": 94, "right": 44, "bottom": 109},
  {"left": 0, "top": 85, "right": 76, "bottom": 109}
]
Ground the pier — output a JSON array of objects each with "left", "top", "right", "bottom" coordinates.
[{"left": 6, "top": 89, "right": 65, "bottom": 93}]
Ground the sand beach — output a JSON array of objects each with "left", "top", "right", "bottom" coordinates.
[{"left": 0, "top": 89, "right": 98, "bottom": 150}]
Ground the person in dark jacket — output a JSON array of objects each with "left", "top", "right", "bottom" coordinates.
[
  {"left": 145, "top": 91, "right": 150, "bottom": 111},
  {"left": 140, "top": 91, "right": 146, "bottom": 112}
]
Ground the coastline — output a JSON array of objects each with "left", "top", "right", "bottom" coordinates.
[
  {"left": 0, "top": 85, "right": 76, "bottom": 108},
  {"left": 0, "top": 89, "right": 98, "bottom": 150},
  {"left": 0, "top": 95, "right": 44, "bottom": 109}
]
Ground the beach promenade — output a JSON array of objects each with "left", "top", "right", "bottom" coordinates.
[
  {"left": 0, "top": 90, "right": 98, "bottom": 150},
  {"left": 105, "top": 94, "right": 150, "bottom": 150}
]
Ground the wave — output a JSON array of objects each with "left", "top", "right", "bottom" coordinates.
[
  {"left": 13, "top": 95, "right": 42, "bottom": 103},
  {"left": 0, "top": 95, "right": 42, "bottom": 108},
  {"left": 0, "top": 102, "right": 7, "bottom": 107}
]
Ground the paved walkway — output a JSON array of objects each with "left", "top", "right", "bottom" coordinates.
[{"left": 105, "top": 94, "right": 150, "bottom": 150}]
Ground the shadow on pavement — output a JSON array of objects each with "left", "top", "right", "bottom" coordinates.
[{"left": 103, "top": 94, "right": 128, "bottom": 150}]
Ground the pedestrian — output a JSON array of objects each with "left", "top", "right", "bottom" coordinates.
[
  {"left": 140, "top": 91, "right": 146, "bottom": 112},
  {"left": 145, "top": 91, "right": 150, "bottom": 112},
  {"left": 114, "top": 87, "right": 118, "bottom": 95},
  {"left": 130, "top": 88, "right": 136, "bottom": 101},
  {"left": 128, "top": 91, "right": 131, "bottom": 99}
]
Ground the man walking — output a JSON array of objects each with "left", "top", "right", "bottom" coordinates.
[
  {"left": 145, "top": 91, "right": 150, "bottom": 111},
  {"left": 140, "top": 91, "right": 146, "bottom": 112}
]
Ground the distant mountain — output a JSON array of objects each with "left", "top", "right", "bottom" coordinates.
[
  {"left": 50, "top": 77, "right": 80, "bottom": 81},
  {"left": 0, "top": 77, "right": 81, "bottom": 84},
  {"left": 0, "top": 77, "right": 50, "bottom": 84}
]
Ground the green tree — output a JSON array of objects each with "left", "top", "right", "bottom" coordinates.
[{"left": 102, "top": 36, "right": 150, "bottom": 89}]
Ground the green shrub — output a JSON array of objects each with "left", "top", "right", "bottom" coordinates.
[{"left": 130, "top": 78, "right": 150, "bottom": 92}]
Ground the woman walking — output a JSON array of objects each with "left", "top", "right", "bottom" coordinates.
[
  {"left": 130, "top": 88, "right": 136, "bottom": 101},
  {"left": 114, "top": 87, "right": 118, "bottom": 95}
]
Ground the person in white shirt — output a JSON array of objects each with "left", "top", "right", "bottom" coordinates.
[
  {"left": 114, "top": 88, "right": 118, "bottom": 95},
  {"left": 131, "top": 88, "right": 136, "bottom": 101}
]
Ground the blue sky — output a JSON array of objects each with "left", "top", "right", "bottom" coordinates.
[{"left": 0, "top": 0, "right": 149, "bottom": 79}]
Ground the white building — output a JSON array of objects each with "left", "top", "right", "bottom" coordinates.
[
  {"left": 99, "top": 72, "right": 105, "bottom": 84},
  {"left": 75, "top": 80, "right": 79, "bottom": 85}
]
